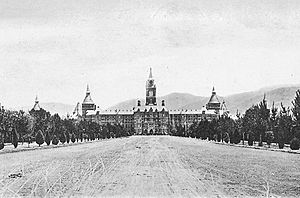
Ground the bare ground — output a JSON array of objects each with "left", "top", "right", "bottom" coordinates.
[{"left": 0, "top": 136, "right": 300, "bottom": 197}]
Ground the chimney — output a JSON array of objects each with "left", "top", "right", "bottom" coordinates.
[{"left": 162, "top": 100, "right": 165, "bottom": 106}]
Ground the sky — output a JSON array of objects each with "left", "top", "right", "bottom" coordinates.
[{"left": 0, "top": 0, "right": 300, "bottom": 109}]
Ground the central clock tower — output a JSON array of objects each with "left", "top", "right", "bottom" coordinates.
[{"left": 146, "top": 68, "right": 157, "bottom": 106}]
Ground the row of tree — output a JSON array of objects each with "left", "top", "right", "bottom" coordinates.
[
  {"left": 0, "top": 107, "right": 130, "bottom": 150},
  {"left": 170, "top": 90, "right": 300, "bottom": 150},
  {"left": 1, "top": 90, "right": 300, "bottom": 150}
]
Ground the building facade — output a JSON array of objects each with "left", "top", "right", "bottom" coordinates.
[{"left": 81, "top": 69, "right": 228, "bottom": 135}]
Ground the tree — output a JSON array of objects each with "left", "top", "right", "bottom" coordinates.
[
  {"left": 235, "top": 110, "right": 244, "bottom": 144},
  {"left": 290, "top": 137, "right": 300, "bottom": 150},
  {"left": 257, "top": 95, "right": 270, "bottom": 146},
  {"left": 36, "top": 130, "right": 45, "bottom": 146},
  {"left": 29, "top": 108, "right": 51, "bottom": 137},
  {"left": 71, "top": 133, "right": 76, "bottom": 143},
  {"left": 60, "top": 132, "right": 66, "bottom": 144},
  {"left": 265, "top": 131, "right": 274, "bottom": 148},
  {"left": 242, "top": 105, "right": 259, "bottom": 145},
  {"left": 231, "top": 129, "right": 241, "bottom": 144},
  {"left": 66, "top": 131, "right": 70, "bottom": 144},
  {"left": 50, "top": 113, "right": 62, "bottom": 137},
  {"left": 0, "top": 136, "right": 4, "bottom": 150},
  {"left": 292, "top": 126, "right": 300, "bottom": 139},
  {"left": 270, "top": 102, "right": 278, "bottom": 142},
  {"left": 248, "top": 133, "right": 254, "bottom": 146},
  {"left": 175, "top": 124, "right": 185, "bottom": 137},
  {"left": 292, "top": 89, "right": 300, "bottom": 125},
  {"left": 277, "top": 103, "right": 293, "bottom": 148},
  {"left": 23, "top": 134, "right": 33, "bottom": 148},
  {"left": 217, "top": 115, "right": 235, "bottom": 143},
  {"left": 12, "top": 127, "right": 18, "bottom": 148},
  {"left": 45, "top": 129, "right": 51, "bottom": 146},
  {"left": 209, "top": 119, "right": 218, "bottom": 141},
  {"left": 80, "top": 132, "right": 83, "bottom": 142},
  {"left": 224, "top": 132, "right": 230, "bottom": 143},
  {"left": 52, "top": 135, "right": 59, "bottom": 145},
  {"left": 15, "top": 110, "right": 30, "bottom": 145}
]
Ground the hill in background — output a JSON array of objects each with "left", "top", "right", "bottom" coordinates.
[
  {"left": 108, "top": 85, "right": 300, "bottom": 114},
  {"left": 11, "top": 85, "right": 300, "bottom": 116}
]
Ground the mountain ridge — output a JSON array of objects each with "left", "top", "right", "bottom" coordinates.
[
  {"left": 107, "top": 86, "right": 300, "bottom": 114},
  {"left": 9, "top": 84, "right": 300, "bottom": 116}
]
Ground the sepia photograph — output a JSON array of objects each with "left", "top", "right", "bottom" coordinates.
[{"left": 0, "top": 0, "right": 300, "bottom": 197}]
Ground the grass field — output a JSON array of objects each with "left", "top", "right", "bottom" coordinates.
[{"left": 0, "top": 136, "right": 300, "bottom": 197}]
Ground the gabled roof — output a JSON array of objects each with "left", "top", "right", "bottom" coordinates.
[
  {"left": 208, "top": 94, "right": 220, "bottom": 104},
  {"left": 83, "top": 85, "right": 94, "bottom": 104},
  {"left": 207, "top": 87, "right": 220, "bottom": 104},
  {"left": 32, "top": 95, "right": 41, "bottom": 111},
  {"left": 72, "top": 102, "right": 81, "bottom": 116},
  {"left": 134, "top": 105, "right": 168, "bottom": 112},
  {"left": 83, "top": 94, "right": 94, "bottom": 104}
]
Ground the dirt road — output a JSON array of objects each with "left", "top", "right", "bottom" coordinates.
[{"left": 1, "top": 136, "right": 300, "bottom": 197}]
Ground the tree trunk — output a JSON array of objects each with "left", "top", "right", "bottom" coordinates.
[{"left": 259, "top": 134, "right": 263, "bottom": 147}]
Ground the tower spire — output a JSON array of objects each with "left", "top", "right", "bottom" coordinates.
[
  {"left": 149, "top": 67, "right": 153, "bottom": 79},
  {"left": 212, "top": 86, "right": 216, "bottom": 94},
  {"left": 35, "top": 95, "right": 39, "bottom": 103},
  {"left": 86, "top": 84, "right": 90, "bottom": 94},
  {"left": 145, "top": 68, "right": 157, "bottom": 106},
  {"left": 82, "top": 85, "right": 95, "bottom": 117},
  {"left": 32, "top": 95, "right": 41, "bottom": 111}
]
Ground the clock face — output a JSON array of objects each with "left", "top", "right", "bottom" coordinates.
[{"left": 149, "top": 91, "right": 153, "bottom": 97}]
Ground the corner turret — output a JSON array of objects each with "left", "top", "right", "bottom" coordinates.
[
  {"left": 32, "top": 95, "right": 41, "bottom": 111},
  {"left": 145, "top": 68, "right": 157, "bottom": 106},
  {"left": 82, "top": 85, "right": 96, "bottom": 117},
  {"left": 206, "top": 87, "right": 221, "bottom": 111}
]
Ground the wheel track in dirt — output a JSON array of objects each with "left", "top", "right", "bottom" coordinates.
[
  {"left": 88, "top": 136, "right": 146, "bottom": 196},
  {"left": 157, "top": 138, "right": 225, "bottom": 197},
  {"left": 65, "top": 137, "right": 136, "bottom": 197},
  {"left": 1, "top": 136, "right": 299, "bottom": 197},
  {"left": 165, "top": 138, "right": 273, "bottom": 197}
]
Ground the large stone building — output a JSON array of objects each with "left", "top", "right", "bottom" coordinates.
[{"left": 81, "top": 69, "right": 228, "bottom": 135}]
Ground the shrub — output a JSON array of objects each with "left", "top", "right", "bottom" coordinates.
[
  {"left": 0, "top": 138, "right": 4, "bottom": 150},
  {"left": 217, "top": 133, "right": 221, "bottom": 142},
  {"left": 36, "top": 130, "right": 45, "bottom": 146},
  {"left": 80, "top": 133, "right": 83, "bottom": 142},
  {"left": 290, "top": 137, "right": 300, "bottom": 150},
  {"left": 66, "top": 132, "right": 70, "bottom": 144},
  {"left": 23, "top": 135, "right": 33, "bottom": 148},
  {"left": 71, "top": 133, "right": 76, "bottom": 143},
  {"left": 265, "top": 131, "right": 274, "bottom": 148},
  {"left": 45, "top": 130, "right": 51, "bottom": 146},
  {"left": 52, "top": 135, "right": 59, "bottom": 145},
  {"left": 83, "top": 134, "right": 88, "bottom": 141},
  {"left": 60, "top": 132, "right": 66, "bottom": 144},
  {"left": 224, "top": 133, "right": 229, "bottom": 143},
  {"left": 12, "top": 128, "right": 18, "bottom": 148},
  {"left": 248, "top": 134, "right": 254, "bottom": 146},
  {"left": 232, "top": 129, "right": 241, "bottom": 144},
  {"left": 278, "top": 139, "right": 285, "bottom": 149},
  {"left": 293, "top": 126, "right": 300, "bottom": 139}
]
